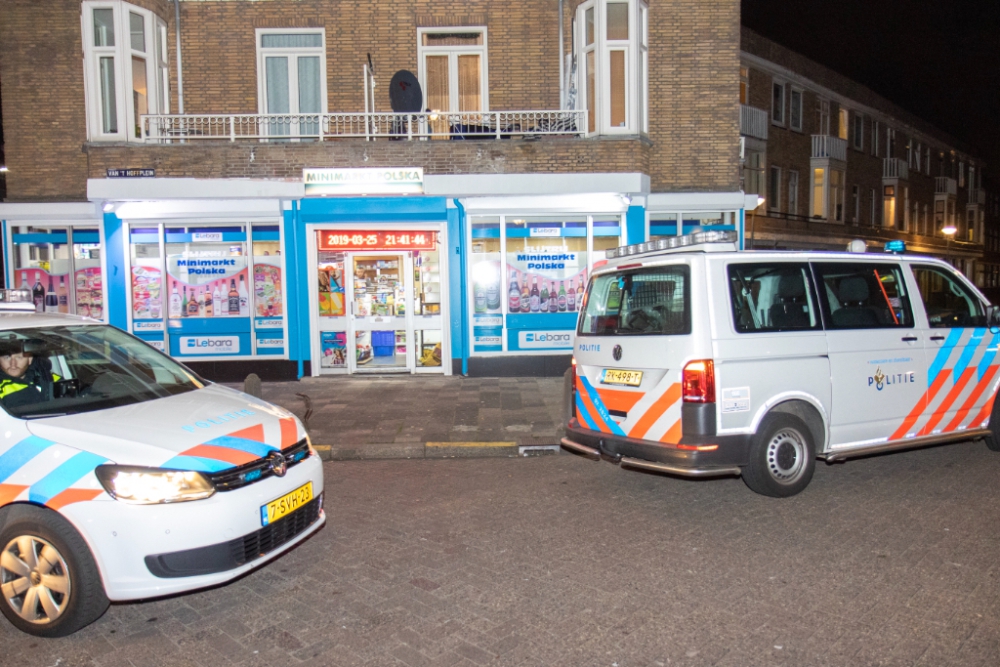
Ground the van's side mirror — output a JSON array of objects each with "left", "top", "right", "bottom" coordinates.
[{"left": 987, "top": 304, "right": 1000, "bottom": 332}]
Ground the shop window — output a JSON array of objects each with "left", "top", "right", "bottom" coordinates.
[
  {"left": 811, "top": 168, "right": 844, "bottom": 221},
  {"left": 11, "top": 227, "right": 104, "bottom": 320},
  {"left": 575, "top": 0, "right": 648, "bottom": 135},
  {"left": 83, "top": 1, "right": 168, "bottom": 141},
  {"left": 768, "top": 166, "right": 781, "bottom": 211},
  {"left": 838, "top": 108, "right": 849, "bottom": 140},
  {"left": 418, "top": 28, "right": 488, "bottom": 137},
  {"left": 257, "top": 30, "right": 326, "bottom": 138},
  {"left": 744, "top": 150, "right": 764, "bottom": 196},
  {"left": 817, "top": 99, "right": 830, "bottom": 135},
  {"left": 883, "top": 186, "right": 896, "bottom": 229}
]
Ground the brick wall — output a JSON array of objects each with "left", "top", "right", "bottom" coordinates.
[{"left": 85, "top": 136, "right": 650, "bottom": 179}]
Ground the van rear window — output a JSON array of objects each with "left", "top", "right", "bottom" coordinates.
[{"left": 578, "top": 265, "right": 690, "bottom": 336}]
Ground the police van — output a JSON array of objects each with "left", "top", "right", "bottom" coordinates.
[
  {"left": 562, "top": 231, "right": 1000, "bottom": 497},
  {"left": 0, "top": 290, "right": 324, "bottom": 636}
]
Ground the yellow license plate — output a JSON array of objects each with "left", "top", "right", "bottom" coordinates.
[
  {"left": 601, "top": 369, "right": 643, "bottom": 386},
  {"left": 261, "top": 482, "right": 313, "bottom": 526}
]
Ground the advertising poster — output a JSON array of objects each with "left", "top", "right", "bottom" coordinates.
[
  {"left": 320, "top": 331, "right": 347, "bottom": 368},
  {"left": 318, "top": 252, "right": 346, "bottom": 317},
  {"left": 75, "top": 267, "right": 104, "bottom": 320},
  {"left": 165, "top": 253, "right": 250, "bottom": 319},
  {"left": 253, "top": 258, "right": 284, "bottom": 319},
  {"left": 14, "top": 266, "right": 101, "bottom": 317},
  {"left": 131, "top": 264, "right": 162, "bottom": 320},
  {"left": 505, "top": 251, "right": 586, "bottom": 315}
]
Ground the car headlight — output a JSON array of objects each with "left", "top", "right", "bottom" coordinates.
[{"left": 95, "top": 465, "right": 216, "bottom": 504}]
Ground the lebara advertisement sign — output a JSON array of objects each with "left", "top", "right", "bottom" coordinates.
[
  {"left": 517, "top": 331, "right": 574, "bottom": 350},
  {"left": 179, "top": 336, "right": 241, "bottom": 355}
]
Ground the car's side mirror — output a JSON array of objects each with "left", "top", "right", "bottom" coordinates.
[{"left": 987, "top": 304, "right": 1000, "bottom": 332}]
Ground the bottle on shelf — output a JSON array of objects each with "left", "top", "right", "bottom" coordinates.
[
  {"left": 214, "top": 283, "right": 224, "bottom": 317},
  {"left": 58, "top": 276, "right": 69, "bottom": 313},
  {"left": 539, "top": 281, "right": 549, "bottom": 312},
  {"left": 187, "top": 287, "right": 199, "bottom": 317},
  {"left": 567, "top": 279, "right": 577, "bottom": 312},
  {"left": 44, "top": 276, "right": 59, "bottom": 313},
  {"left": 169, "top": 281, "right": 182, "bottom": 318},
  {"left": 549, "top": 281, "right": 559, "bottom": 313},
  {"left": 474, "top": 279, "right": 487, "bottom": 313},
  {"left": 486, "top": 271, "right": 501, "bottom": 311},
  {"left": 529, "top": 277, "right": 540, "bottom": 313},
  {"left": 520, "top": 279, "right": 530, "bottom": 313},
  {"left": 204, "top": 284, "right": 214, "bottom": 317},
  {"left": 238, "top": 275, "right": 250, "bottom": 316},
  {"left": 508, "top": 270, "right": 520, "bottom": 313},
  {"left": 181, "top": 287, "right": 189, "bottom": 317},
  {"left": 32, "top": 275, "right": 45, "bottom": 313},
  {"left": 558, "top": 281, "right": 567, "bottom": 312},
  {"left": 228, "top": 279, "right": 240, "bottom": 315}
]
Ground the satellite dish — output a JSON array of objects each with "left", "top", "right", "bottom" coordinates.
[{"left": 389, "top": 70, "right": 423, "bottom": 113}]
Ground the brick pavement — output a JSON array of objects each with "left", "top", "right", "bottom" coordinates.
[
  {"left": 248, "top": 376, "right": 567, "bottom": 460},
  {"left": 3, "top": 441, "right": 1000, "bottom": 665}
]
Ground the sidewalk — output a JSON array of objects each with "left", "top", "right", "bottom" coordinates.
[{"left": 246, "top": 375, "right": 566, "bottom": 460}]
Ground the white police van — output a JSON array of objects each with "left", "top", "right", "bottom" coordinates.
[
  {"left": 562, "top": 231, "right": 1000, "bottom": 497},
  {"left": 0, "top": 290, "right": 324, "bottom": 636}
]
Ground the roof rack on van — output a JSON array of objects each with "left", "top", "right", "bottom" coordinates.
[
  {"left": 605, "top": 230, "right": 738, "bottom": 260},
  {"left": 0, "top": 289, "right": 37, "bottom": 313}
]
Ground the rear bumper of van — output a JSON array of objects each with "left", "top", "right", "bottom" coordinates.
[{"left": 562, "top": 423, "right": 751, "bottom": 478}]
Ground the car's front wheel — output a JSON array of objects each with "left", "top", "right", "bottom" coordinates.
[{"left": 0, "top": 504, "right": 109, "bottom": 637}]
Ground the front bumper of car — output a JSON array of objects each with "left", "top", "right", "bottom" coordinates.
[{"left": 61, "top": 454, "right": 325, "bottom": 601}]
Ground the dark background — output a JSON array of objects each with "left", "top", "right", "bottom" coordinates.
[{"left": 742, "top": 0, "right": 1000, "bottom": 173}]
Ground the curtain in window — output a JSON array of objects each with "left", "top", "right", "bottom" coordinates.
[
  {"left": 298, "top": 56, "right": 321, "bottom": 137},
  {"left": 261, "top": 34, "right": 323, "bottom": 48},
  {"left": 812, "top": 168, "right": 826, "bottom": 218},
  {"left": 265, "top": 56, "right": 290, "bottom": 136},
  {"left": 457, "top": 55, "right": 480, "bottom": 113},
  {"left": 586, "top": 51, "right": 595, "bottom": 133},
  {"left": 99, "top": 57, "right": 118, "bottom": 133},
  {"left": 132, "top": 56, "right": 148, "bottom": 138},
  {"left": 609, "top": 50, "right": 626, "bottom": 128},
  {"left": 425, "top": 55, "right": 449, "bottom": 137}
]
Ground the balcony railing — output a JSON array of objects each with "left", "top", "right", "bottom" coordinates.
[
  {"left": 936, "top": 177, "right": 957, "bottom": 195},
  {"left": 811, "top": 135, "right": 847, "bottom": 162},
  {"left": 969, "top": 188, "right": 986, "bottom": 205},
  {"left": 883, "top": 158, "right": 909, "bottom": 180},
  {"left": 739, "top": 104, "right": 768, "bottom": 141},
  {"left": 140, "top": 111, "right": 587, "bottom": 143}
]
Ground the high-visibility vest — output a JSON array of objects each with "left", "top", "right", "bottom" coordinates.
[{"left": 0, "top": 374, "right": 60, "bottom": 400}]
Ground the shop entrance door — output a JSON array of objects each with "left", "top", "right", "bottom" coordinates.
[{"left": 349, "top": 253, "right": 412, "bottom": 372}]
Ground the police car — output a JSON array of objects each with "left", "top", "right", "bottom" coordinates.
[
  {"left": 562, "top": 231, "right": 1000, "bottom": 497},
  {"left": 0, "top": 289, "right": 324, "bottom": 636}
]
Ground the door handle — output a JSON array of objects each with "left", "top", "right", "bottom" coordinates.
[
  {"left": 901, "top": 336, "right": 919, "bottom": 342},
  {"left": 930, "top": 335, "right": 946, "bottom": 341}
]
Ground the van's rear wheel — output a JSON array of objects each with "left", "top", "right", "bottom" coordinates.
[
  {"left": 743, "top": 413, "right": 815, "bottom": 497},
  {"left": 0, "top": 505, "right": 109, "bottom": 637}
]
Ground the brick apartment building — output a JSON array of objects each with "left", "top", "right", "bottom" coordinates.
[
  {"left": 738, "top": 28, "right": 991, "bottom": 286},
  {"left": 0, "top": 1, "right": 990, "bottom": 380}
]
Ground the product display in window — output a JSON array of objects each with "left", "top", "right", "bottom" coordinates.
[{"left": 165, "top": 245, "right": 249, "bottom": 320}]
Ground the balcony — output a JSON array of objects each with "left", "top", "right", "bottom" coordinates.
[
  {"left": 811, "top": 135, "right": 846, "bottom": 162},
  {"left": 739, "top": 104, "right": 768, "bottom": 141},
  {"left": 140, "top": 111, "right": 587, "bottom": 143},
  {"left": 883, "top": 158, "right": 908, "bottom": 180},
  {"left": 936, "top": 177, "right": 958, "bottom": 195}
]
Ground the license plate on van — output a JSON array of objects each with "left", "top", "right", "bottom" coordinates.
[{"left": 601, "top": 369, "right": 643, "bottom": 386}]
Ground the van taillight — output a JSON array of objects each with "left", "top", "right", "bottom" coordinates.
[{"left": 682, "top": 360, "right": 715, "bottom": 403}]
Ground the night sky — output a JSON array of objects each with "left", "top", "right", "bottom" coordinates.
[{"left": 742, "top": 0, "right": 1000, "bottom": 178}]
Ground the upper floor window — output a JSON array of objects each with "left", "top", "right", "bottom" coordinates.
[
  {"left": 851, "top": 113, "right": 863, "bottom": 150},
  {"left": 576, "top": 0, "right": 648, "bottom": 135},
  {"left": 816, "top": 99, "right": 830, "bottom": 135},
  {"left": 83, "top": 1, "right": 168, "bottom": 141},
  {"left": 771, "top": 81, "right": 785, "bottom": 126},
  {"left": 739, "top": 67, "right": 749, "bottom": 104},
  {"left": 872, "top": 121, "right": 880, "bottom": 156},
  {"left": 418, "top": 27, "right": 488, "bottom": 136},
  {"left": 256, "top": 30, "right": 326, "bottom": 138},
  {"left": 837, "top": 107, "right": 848, "bottom": 140},
  {"left": 789, "top": 88, "right": 802, "bottom": 131}
]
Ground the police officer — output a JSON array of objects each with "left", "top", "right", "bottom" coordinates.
[{"left": 0, "top": 347, "right": 59, "bottom": 408}]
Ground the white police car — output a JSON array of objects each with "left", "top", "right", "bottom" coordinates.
[{"left": 0, "top": 290, "right": 324, "bottom": 636}]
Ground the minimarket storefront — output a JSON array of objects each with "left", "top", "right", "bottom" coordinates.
[{"left": 0, "top": 172, "right": 752, "bottom": 380}]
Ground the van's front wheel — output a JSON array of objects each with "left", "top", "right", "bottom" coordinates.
[{"left": 743, "top": 413, "right": 815, "bottom": 497}]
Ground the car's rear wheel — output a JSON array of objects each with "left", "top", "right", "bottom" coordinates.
[
  {"left": 0, "top": 504, "right": 109, "bottom": 637},
  {"left": 743, "top": 413, "right": 816, "bottom": 497}
]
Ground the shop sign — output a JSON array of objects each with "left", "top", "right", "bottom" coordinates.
[
  {"left": 192, "top": 232, "right": 223, "bottom": 242},
  {"left": 146, "top": 340, "right": 166, "bottom": 352},
  {"left": 106, "top": 168, "right": 155, "bottom": 178},
  {"left": 473, "top": 314, "right": 503, "bottom": 327},
  {"left": 257, "top": 337, "right": 285, "bottom": 348},
  {"left": 255, "top": 318, "right": 284, "bottom": 329},
  {"left": 317, "top": 230, "right": 436, "bottom": 252},
  {"left": 529, "top": 227, "right": 561, "bottom": 238},
  {"left": 133, "top": 320, "right": 164, "bottom": 332},
  {"left": 180, "top": 336, "right": 241, "bottom": 354},
  {"left": 517, "top": 330, "right": 574, "bottom": 350},
  {"left": 303, "top": 168, "right": 423, "bottom": 195}
]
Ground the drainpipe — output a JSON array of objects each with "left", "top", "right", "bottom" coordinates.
[
  {"left": 558, "top": 0, "right": 565, "bottom": 109},
  {"left": 173, "top": 0, "right": 184, "bottom": 113},
  {"left": 455, "top": 199, "right": 469, "bottom": 376}
]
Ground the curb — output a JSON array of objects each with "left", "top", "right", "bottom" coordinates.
[{"left": 312, "top": 441, "right": 562, "bottom": 461}]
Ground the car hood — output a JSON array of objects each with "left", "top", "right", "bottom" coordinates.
[{"left": 25, "top": 384, "right": 305, "bottom": 471}]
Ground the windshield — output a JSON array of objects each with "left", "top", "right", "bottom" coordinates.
[
  {"left": 578, "top": 265, "right": 690, "bottom": 336},
  {"left": 0, "top": 325, "right": 204, "bottom": 419}
]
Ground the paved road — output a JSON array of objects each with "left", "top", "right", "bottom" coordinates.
[{"left": 4, "top": 442, "right": 1000, "bottom": 666}]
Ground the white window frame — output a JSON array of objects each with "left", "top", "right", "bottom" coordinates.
[
  {"left": 872, "top": 121, "right": 880, "bottom": 157},
  {"left": 771, "top": 80, "right": 786, "bottom": 126},
  {"left": 255, "top": 28, "right": 329, "bottom": 122},
  {"left": 82, "top": 1, "right": 168, "bottom": 142},
  {"left": 575, "top": 0, "right": 646, "bottom": 136},
  {"left": 768, "top": 165, "right": 782, "bottom": 211},
  {"left": 789, "top": 87, "right": 803, "bottom": 132},
  {"left": 417, "top": 27, "right": 489, "bottom": 115},
  {"left": 788, "top": 170, "right": 799, "bottom": 216},
  {"left": 817, "top": 99, "right": 830, "bottom": 136}
]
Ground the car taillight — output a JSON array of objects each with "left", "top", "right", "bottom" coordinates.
[{"left": 682, "top": 359, "right": 715, "bottom": 403}]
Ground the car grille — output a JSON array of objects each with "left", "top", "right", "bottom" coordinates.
[
  {"left": 230, "top": 495, "right": 322, "bottom": 566},
  {"left": 207, "top": 438, "right": 312, "bottom": 491}
]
